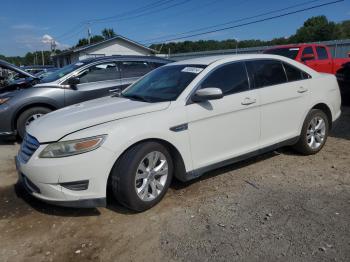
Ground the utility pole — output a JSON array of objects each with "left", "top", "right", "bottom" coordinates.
[
  {"left": 87, "top": 22, "right": 92, "bottom": 44},
  {"left": 41, "top": 50, "right": 45, "bottom": 65}
]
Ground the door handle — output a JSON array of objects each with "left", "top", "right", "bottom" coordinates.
[
  {"left": 297, "top": 87, "right": 308, "bottom": 93},
  {"left": 241, "top": 97, "right": 256, "bottom": 105}
]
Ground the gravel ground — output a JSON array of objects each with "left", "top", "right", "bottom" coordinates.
[{"left": 0, "top": 107, "right": 349, "bottom": 262}]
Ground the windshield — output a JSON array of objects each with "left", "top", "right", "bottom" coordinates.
[
  {"left": 264, "top": 48, "right": 299, "bottom": 59},
  {"left": 122, "top": 64, "right": 206, "bottom": 102},
  {"left": 40, "top": 62, "right": 85, "bottom": 83}
]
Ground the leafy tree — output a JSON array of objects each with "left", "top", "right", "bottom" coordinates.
[
  {"left": 291, "top": 16, "right": 340, "bottom": 43},
  {"left": 102, "top": 28, "right": 116, "bottom": 39}
]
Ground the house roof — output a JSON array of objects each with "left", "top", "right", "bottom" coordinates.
[{"left": 53, "top": 35, "right": 156, "bottom": 58}]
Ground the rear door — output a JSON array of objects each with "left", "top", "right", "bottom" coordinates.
[
  {"left": 186, "top": 62, "right": 261, "bottom": 170},
  {"left": 119, "top": 61, "right": 154, "bottom": 89},
  {"left": 315, "top": 46, "right": 333, "bottom": 74},
  {"left": 246, "top": 59, "right": 310, "bottom": 148},
  {"left": 64, "top": 61, "right": 121, "bottom": 106}
]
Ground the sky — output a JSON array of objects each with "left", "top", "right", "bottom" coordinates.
[{"left": 0, "top": 0, "right": 349, "bottom": 56}]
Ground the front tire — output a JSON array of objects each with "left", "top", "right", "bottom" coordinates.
[
  {"left": 17, "top": 107, "right": 52, "bottom": 138},
  {"left": 293, "top": 109, "right": 329, "bottom": 155},
  {"left": 110, "top": 142, "right": 173, "bottom": 212}
]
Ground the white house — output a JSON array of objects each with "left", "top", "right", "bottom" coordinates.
[{"left": 52, "top": 35, "right": 157, "bottom": 67}]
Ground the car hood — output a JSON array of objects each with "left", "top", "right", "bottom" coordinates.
[
  {"left": 0, "top": 60, "right": 36, "bottom": 78},
  {"left": 27, "top": 96, "right": 170, "bottom": 143}
]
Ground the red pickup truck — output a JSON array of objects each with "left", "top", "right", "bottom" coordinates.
[{"left": 264, "top": 44, "right": 350, "bottom": 89}]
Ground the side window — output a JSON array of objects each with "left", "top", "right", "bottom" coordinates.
[
  {"left": 316, "top": 46, "right": 329, "bottom": 60},
  {"left": 302, "top": 47, "right": 315, "bottom": 60},
  {"left": 283, "top": 62, "right": 303, "bottom": 82},
  {"left": 78, "top": 62, "right": 119, "bottom": 83},
  {"left": 246, "top": 60, "right": 287, "bottom": 88},
  {"left": 200, "top": 62, "right": 249, "bottom": 95},
  {"left": 302, "top": 71, "right": 311, "bottom": 79},
  {"left": 121, "top": 61, "right": 151, "bottom": 78}
]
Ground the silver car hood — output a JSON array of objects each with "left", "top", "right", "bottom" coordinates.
[{"left": 27, "top": 96, "right": 170, "bottom": 143}]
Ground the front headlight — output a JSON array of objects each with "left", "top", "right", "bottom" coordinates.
[
  {"left": 0, "top": 97, "right": 10, "bottom": 105},
  {"left": 39, "top": 135, "right": 107, "bottom": 158}
]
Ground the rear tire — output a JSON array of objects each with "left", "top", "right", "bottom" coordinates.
[
  {"left": 293, "top": 109, "right": 329, "bottom": 155},
  {"left": 110, "top": 141, "right": 173, "bottom": 212},
  {"left": 17, "top": 107, "right": 52, "bottom": 138}
]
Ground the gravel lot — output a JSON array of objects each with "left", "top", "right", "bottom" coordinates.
[{"left": 0, "top": 107, "right": 349, "bottom": 262}]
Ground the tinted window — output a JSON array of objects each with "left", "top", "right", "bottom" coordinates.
[
  {"left": 246, "top": 60, "right": 287, "bottom": 88},
  {"left": 200, "top": 62, "right": 249, "bottom": 95},
  {"left": 79, "top": 62, "right": 119, "bottom": 83},
  {"left": 302, "top": 47, "right": 315, "bottom": 58},
  {"left": 316, "top": 46, "right": 329, "bottom": 60},
  {"left": 283, "top": 62, "right": 303, "bottom": 82},
  {"left": 302, "top": 71, "right": 311, "bottom": 79},
  {"left": 40, "top": 62, "right": 85, "bottom": 83},
  {"left": 122, "top": 64, "right": 206, "bottom": 102},
  {"left": 264, "top": 48, "right": 299, "bottom": 59},
  {"left": 121, "top": 61, "right": 151, "bottom": 78}
]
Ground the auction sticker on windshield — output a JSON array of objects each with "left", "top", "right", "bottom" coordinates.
[{"left": 181, "top": 67, "right": 204, "bottom": 74}]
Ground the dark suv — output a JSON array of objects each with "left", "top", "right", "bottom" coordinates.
[{"left": 0, "top": 56, "right": 170, "bottom": 138}]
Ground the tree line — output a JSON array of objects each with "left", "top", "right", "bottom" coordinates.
[
  {"left": 1, "top": 16, "right": 350, "bottom": 65},
  {"left": 150, "top": 16, "right": 350, "bottom": 53}
]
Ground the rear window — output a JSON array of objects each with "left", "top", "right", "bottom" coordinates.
[
  {"left": 264, "top": 48, "right": 299, "bottom": 59},
  {"left": 283, "top": 62, "right": 310, "bottom": 82},
  {"left": 246, "top": 60, "right": 287, "bottom": 88}
]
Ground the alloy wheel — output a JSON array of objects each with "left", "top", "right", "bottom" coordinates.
[
  {"left": 306, "top": 116, "right": 326, "bottom": 150},
  {"left": 135, "top": 151, "right": 168, "bottom": 201}
]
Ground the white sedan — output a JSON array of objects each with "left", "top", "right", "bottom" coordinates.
[{"left": 16, "top": 54, "right": 341, "bottom": 211}]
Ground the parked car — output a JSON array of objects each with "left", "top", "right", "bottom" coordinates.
[
  {"left": 0, "top": 60, "right": 40, "bottom": 93},
  {"left": 16, "top": 54, "right": 341, "bottom": 211},
  {"left": 263, "top": 44, "right": 350, "bottom": 97},
  {"left": 0, "top": 56, "right": 170, "bottom": 137}
]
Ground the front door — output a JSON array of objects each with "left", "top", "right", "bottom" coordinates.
[
  {"left": 186, "top": 62, "right": 260, "bottom": 170},
  {"left": 64, "top": 61, "right": 121, "bottom": 106}
]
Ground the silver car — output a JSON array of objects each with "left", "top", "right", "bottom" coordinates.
[{"left": 0, "top": 56, "right": 170, "bottom": 138}]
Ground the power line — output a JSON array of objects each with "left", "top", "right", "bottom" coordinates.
[
  {"left": 89, "top": 0, "right": 192, "bottom": 24},
  {"left": 143, "top": 0, "right": 323, "bottom": 43},
  {"left": 54, "top": 0, "right": 179, "bottom": 41},
  {"left": 147, "top": 0, "right": 344, "bottom": 45},
  {"left": 88, "top": 0, "right": 177, "bottom": 23}
]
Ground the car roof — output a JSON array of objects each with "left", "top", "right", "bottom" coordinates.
[
  {"left": 265, "top": 43, "right": 326, "bottom": 50},
  {"left": 79, "top": 55, "right": 172, "bottom": 64},
  {"left": 169, "top": 54, "right": 293, "bottom": 66}
]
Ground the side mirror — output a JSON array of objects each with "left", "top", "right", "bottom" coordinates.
[
  {"left": 192, "top": 87, "right": 223, "bottom": 103},
  {"left": 67, "top": 77, "right": 80, "bottom": 88},
  {"left": 301, "top": 53, "right": 315, "bottom": 62}
]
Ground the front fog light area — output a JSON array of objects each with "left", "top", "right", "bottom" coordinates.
[{"left": 39, "top": 135, "right": 107, "bottom": 158}]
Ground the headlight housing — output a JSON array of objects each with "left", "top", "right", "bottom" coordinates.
[
  {"left": 0, "top": 97, "right": 10, "bottom": 105},
  {"left": 39, "top": 135, "right": 107, "bottom": 158}
]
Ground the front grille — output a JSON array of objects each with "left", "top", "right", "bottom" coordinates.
[{"left": 18, "top": 133, "right": 40, "bottom": 163}]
